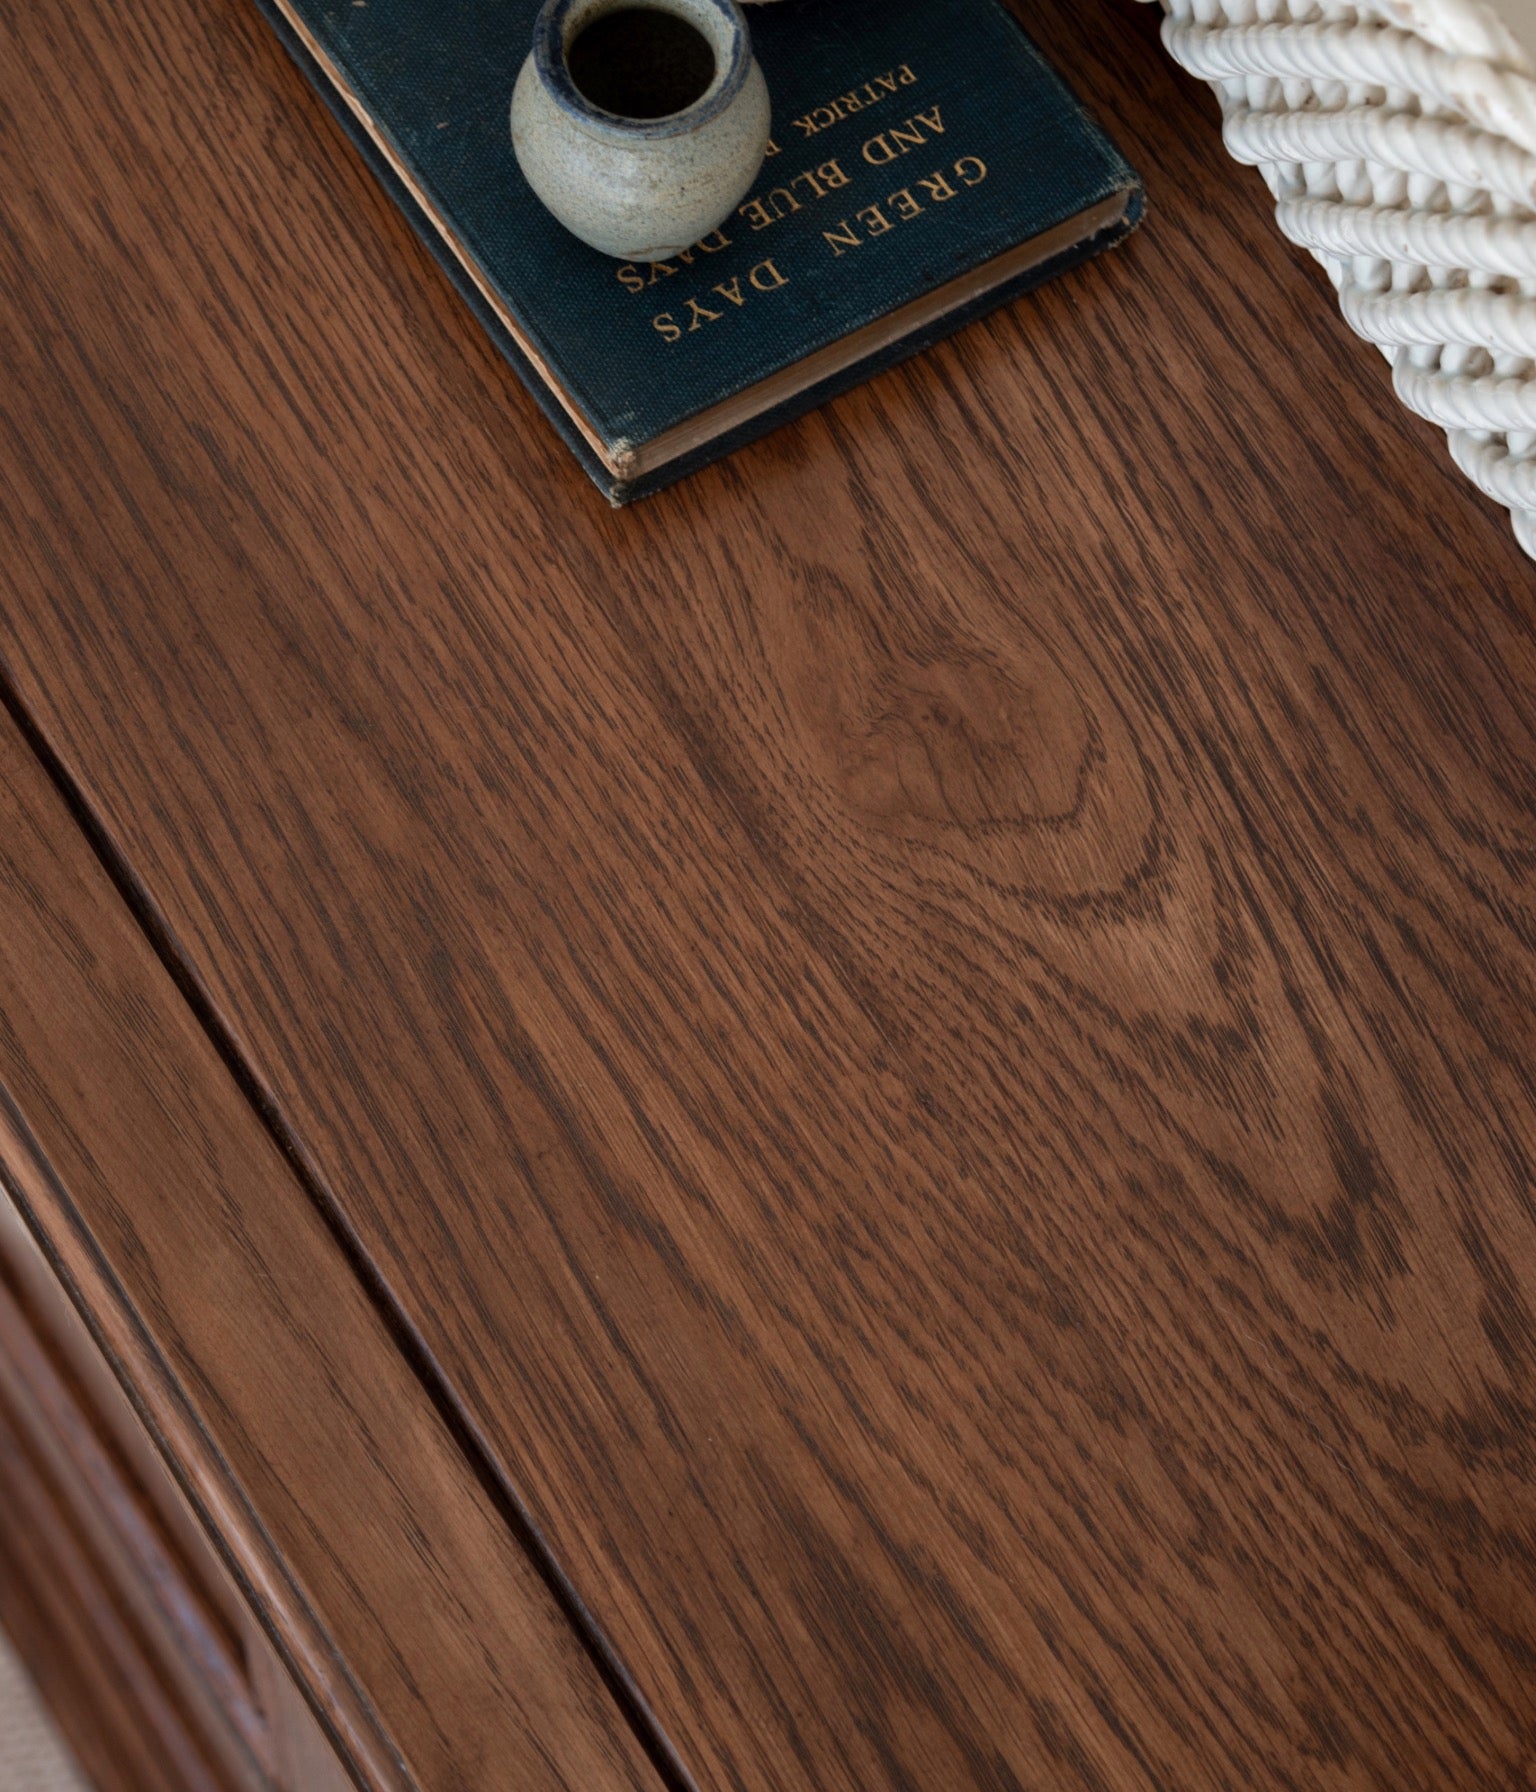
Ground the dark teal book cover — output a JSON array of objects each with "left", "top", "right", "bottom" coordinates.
[{"left": 256, "top": 0, "right": 1143, "bottom": 500}]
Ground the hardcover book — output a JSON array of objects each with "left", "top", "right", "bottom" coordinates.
[{"left": 258, "top": 0, "right": 1143, "bottom": 501}]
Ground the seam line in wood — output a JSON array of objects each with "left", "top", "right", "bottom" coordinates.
[
  {"left": 0, "top": 665, "right": 702, "bottom": 1792},
  {"left": 0, "top": 1078, "right": 396, "bottom": 1792}
]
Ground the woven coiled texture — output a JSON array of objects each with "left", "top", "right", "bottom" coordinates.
[{"left": 1142, "top": 0, "right": 1536, "bottom": 556}]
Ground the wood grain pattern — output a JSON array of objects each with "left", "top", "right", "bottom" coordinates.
[
  {"left": 0, "top": 707, "right": 667, "bottom": 1792},
  {"left": 3, "top": 0, "right": 1536, "bottom": 1788}
]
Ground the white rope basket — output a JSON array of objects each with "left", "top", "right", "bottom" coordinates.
[{"left": 1141, "top": 0, "right": 1536, "bottom": 557}]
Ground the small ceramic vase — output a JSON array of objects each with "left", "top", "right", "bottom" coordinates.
[{"left": 511, "top": 0, "right": 771, "bottom": 262}]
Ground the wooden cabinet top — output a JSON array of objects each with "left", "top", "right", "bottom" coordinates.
[{"left": 2, "top": 2, "right": 1534, "bottom": 1788}]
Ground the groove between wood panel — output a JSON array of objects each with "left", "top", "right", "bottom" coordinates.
[
  {"left": 0, "top": 659, "right": 695, "bottom": 1792},
  {"left": 0, "top": 1086, "right": 397, "bottom": 1792}
]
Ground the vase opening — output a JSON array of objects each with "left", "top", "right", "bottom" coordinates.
[{"left": 566, "top": 8, "right": 717, "bottom": 121}]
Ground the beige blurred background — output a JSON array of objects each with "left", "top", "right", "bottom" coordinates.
[{"left": 0, "top": 1631, "right": 89, "bottom": 1792}]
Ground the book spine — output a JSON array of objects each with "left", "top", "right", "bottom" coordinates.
[
  {"left": 252, "top": 0, "right": 627, "bottom": 499},
  {"left": 614, "top": 192, "right": 1144, "bottom": 504}
]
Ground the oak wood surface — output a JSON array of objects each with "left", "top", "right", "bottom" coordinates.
[
  {"left": 0, "top": 706, "right": 666, "bottom": 1792},
  {"left": 3, "top": 0, "right": 1536, "bottom": 1789}
]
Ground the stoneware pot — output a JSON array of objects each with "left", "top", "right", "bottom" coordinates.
[{"left": 511, "top": 0, "right": 771, "bottom": 262}]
